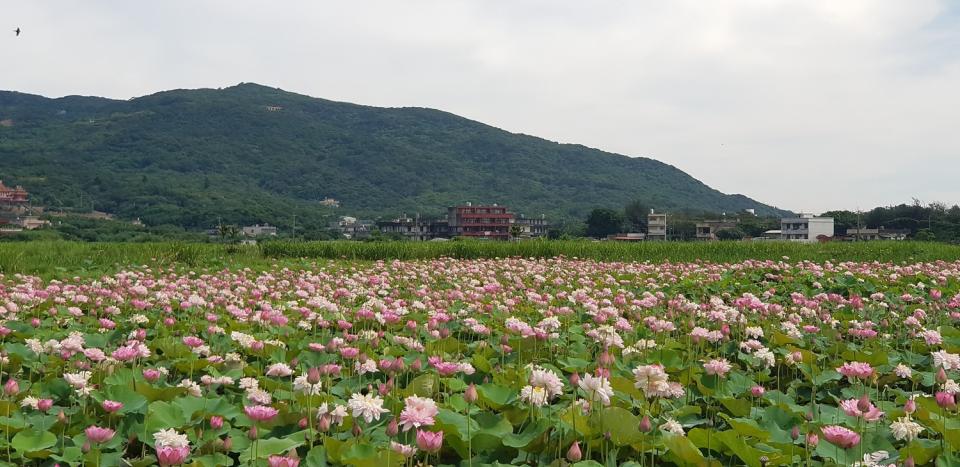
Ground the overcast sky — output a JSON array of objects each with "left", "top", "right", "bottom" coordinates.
[{"left": 3, "top": 1, "right": 959, "bottom": 213}]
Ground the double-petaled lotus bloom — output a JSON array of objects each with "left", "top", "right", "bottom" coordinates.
[
  {"left": 633, "top": 364, "right": 684, "bottom": 399},
  {"left": 390, "top": 442, "right": 417, "bottom": 458},
  {"left": 821, "top": 425, "right": 860, "bottom": 449},
  {"left": 578, "top": 373, "right": 614, "bottom": 406},
  {"left": 101, "top": 400, "right": 123, "bottom": 413},
  {"left": 267, "top": 454, "right": 300, "bottom": 467},
  {"left": 839, "top": 398, "right": 884, "bottom": 421},
  {"left": 703, "top": 358, "right": 732, "bottom": 377},
  {"left": 837, "top": 362, "right": 875, "bottom": 381},
  {"left": 157, "top": 446, "right": 191, "bottom": 466},
  {"left": 85, "top": 425, "right": 115, "bottom": 444},
  {"left": 266, "top": 363, "right": 293, "bottom": 377},
  {"left": 154, "top": 428, "right": 190, "bottom": 466},
  {"left": 347, "top": 393, "right": 389, "bottom": 423},
  {"left": 416, "top": 429, "right": 443, "bottom": 453},
  {"left": 244, "top": 405, "right": 279, "bottom": 422},
  {"left": 398, "top": 396, "right": 438, "bottom": 431}
]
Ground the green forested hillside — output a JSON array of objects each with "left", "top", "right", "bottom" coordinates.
[{"left": 0, "top": 83, "right": 788, "bottom": 230}]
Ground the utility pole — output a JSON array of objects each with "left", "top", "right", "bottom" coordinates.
[{"left": 856, "top": 208, "right": 862, "bottom": 242}]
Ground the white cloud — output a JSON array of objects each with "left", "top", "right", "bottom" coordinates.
[{"left": 2, "top": 0, "right": 958, "bottom": 212}]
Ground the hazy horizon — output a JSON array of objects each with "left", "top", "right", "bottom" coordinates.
[{"left": 4, "top": 1, "right": 959, "bottom": 213}]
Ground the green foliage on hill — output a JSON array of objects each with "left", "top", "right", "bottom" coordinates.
[{"left": 0, "top": 83, "right": 788, "bottom": 230}]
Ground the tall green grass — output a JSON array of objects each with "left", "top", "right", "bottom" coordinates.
[
  {"left": 1, "top": 240, "right": 959, "bottom": 279},
  {"left": 260, "top": 240, "right": 960, "bottom": 263},
  {"left": 0, "top": 242, "right": 264, "bottom": 278}
]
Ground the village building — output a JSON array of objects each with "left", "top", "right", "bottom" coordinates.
[
  {"left": 695, "top": 220, "right": 740, "bottom": 241},
  {"left": 647, "top": 210, "right": 668, "bottom": 240},
  {"left": 781, "top": 214, "right": 834, "bottom": 242},
  {"left": 447, "top": 203, "right": 514, "bottom": 240},
  {"left": 241, "top": 224, "right": 278, "bottom": 237}
]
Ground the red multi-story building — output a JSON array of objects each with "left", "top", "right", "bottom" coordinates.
[
  {"left": 448, "top": 203, "right": 514, "bottom": 240},
  {"left": 0, "top": 181, "right": 28, "bottom": 205}
]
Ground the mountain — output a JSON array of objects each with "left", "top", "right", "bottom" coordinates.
[{"left": 0, "top": 83, "right": 789, "bottom": 230}]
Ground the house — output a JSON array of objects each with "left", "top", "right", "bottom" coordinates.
[
  {"left": 319, "top": 198, "right": 340, "bottom": 208},
  {"left": 332, "top": 216, "right": 373, "bottom": 240},
  {"left": 513, "top": 214, "right": 548, "bottom": 239},
  {"left": 781, "top": 214, "right": 834, "bottom": 242},
  {"left": 695, "top": 220, "right": 740, "bottom": 241},
  {"left": 376, "top": 215, "right": 433, "bottom": 241},
  {"left": 242, "top": 224, "right": 278, "bottom": 237},
  {"left": 607, "top": 232, "right": 646, "bottom": 241},
  {"left": 647, "top": 210, "right": 667, "bottom": 240},
  {"left": 845, "top": 227, "right": 909, "bottom": 241},
  {"left": 448, "top": 203, "right": 514, "bottom": 240}
]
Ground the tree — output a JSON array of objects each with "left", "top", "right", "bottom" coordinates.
[
  {"left": 624, "top": 200, "right": 651, "bottom": 232},
  {"left": 585, "top": 208, "right": 624, "bottom": 239},
  {"left": 715, "top": 228, "right": 745, "bottom": 241},
  {"left": 510, "top": 224, "right": 523, "bottom": 241}
]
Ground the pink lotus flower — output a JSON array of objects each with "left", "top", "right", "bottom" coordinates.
[
  {"left": 143, "top": 369, "right": 162, "bottom": 382},
  {"left": 101, "top": 400, "right": 124, "bottom": 413},
  {"left": 416, "top": 429, "right": 443, "bottom": 453},
  {"left": 244, "top": 405, "right": 279, "bottom": 422},
  {"left": 210, "top": 416, "right": 223, "bottom": 429},
  {"left": 836, "top": 362, "right": 874, "bottom": 380},
  {"left": 267, "top": 454, "right": 300, "bottom": 467},
  {"left": 85, "top": 425, "right": 116, "bottom": 444},
  {"left": 704, "top": 358, "right": 732, "bottom": 377},
  {"left": 399, "top": 396, "right": 438, "bottom": 431},
  {"left": 821, "top": 425, "right": 860, "bottom": 449},
  {"left": 37, "top": 399, "right": 53, "bottom": 412},
  {"left": 157, "top": 445, "right": 190, "bottom": 466},
  {"left": 839, "top": 398, "right": 884, "bottom": 421},
  {"left": 750, "top": 386, "right": 765, "bottom": 397}
]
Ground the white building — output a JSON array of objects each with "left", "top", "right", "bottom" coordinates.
[
  {"left": 647, "top": 210, "right": 667, "bottom": 240},
  {"left": 781, "top": 214, "right": 834, "bottom": 242}
]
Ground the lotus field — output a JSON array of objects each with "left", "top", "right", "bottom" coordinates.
[{"left": 1, "top": 257, "right": 960, "bottom": 466}]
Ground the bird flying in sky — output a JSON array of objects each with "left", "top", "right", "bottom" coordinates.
[{"left": 14, "top": 28, "right": 20, "bottom": 37}]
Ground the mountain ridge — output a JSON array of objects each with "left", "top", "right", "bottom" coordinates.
[{"left": 0, "top": 83, "right": 789, "bottom": 230}]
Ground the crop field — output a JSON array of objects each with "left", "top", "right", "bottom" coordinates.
[{"left": 0, "top": 243, "right": 958, "bottom": 465}]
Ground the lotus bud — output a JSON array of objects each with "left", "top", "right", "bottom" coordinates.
[
  {"left": 806, "top": 433, "right": 819, "bottom": 447},
  {"left": 307, "top": 367, "right": 321, "bottom": 384},
  {"left": 2, "top": 379, "right": 18, "bottom": 396},
  {"left": 805, "top": 412, "right": 814, "bottom": 421},
  {"left": 57, "top": 410, "right": 67, "bottom": 424},
  {"left": 210, "top": 416, "right": 223, "bottom": 429},
  {"left": 411, "top": 359, "right": 422, "bottom": 372},
  {"left": 30, "top": 317, "right": 40, "bottom": 327},
  {"left": 639, "top": 415, "right": 652, "bottom": 433},
  {"left": 790, "top": 426, "right": 800, "bottom": 441},
  {"left": 223, "top": 436, "right": 233, "bottom": 451},
  {"left": 248, "top": 426, "right": 258, "bottom": 440},
  {"left": 317, "top": 415, "right": 331, "bottom": 432},
  {"left": 378, "top": 383, "right": 390, "bottom": 397},
  {"left": 38, "top": 399, "right": 53, "bottom": 412},
  {"left": 352, "top": 423, "right": 362, "bottom": 437},
  {"left": 599, "top": 351, "right": 614, "bottom": 367},
  {"left": 569, "top": 372, "right": 580, "bottom": 386},
  {"left": 857, "top": 394, "right": 871, "bottom": 413},
  {"left": 904, "top": 398, "right": 916, "bottom": 414},
  {"left": 936, "top": 368, "right": 948, "bottom": 384},
  {"left": 464, "top": 384, "right": 478, "bottom": 404},
  {"left": 566, "top": 441, "right": 582, "bottom": 462},
  {"left": 82, "top": 441, "right": 91, "bottom": 453},
  {"left": 299, "top": 417, "right": 309, "bottom": 429},
  {"left": 904, "top": 456, "right": 915, "bottom": 467},
  {"left": 251, "top": 341, "right": 264, "bottom": 351},
  {"left": 751, "top": 386, "right": 765, "bottom": 397},
  {"left": 935, "top": 391, "right": 956, "bottom": 409},
  {"left": 386, "top": 418, "right": 399, "bottom": 437}
]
